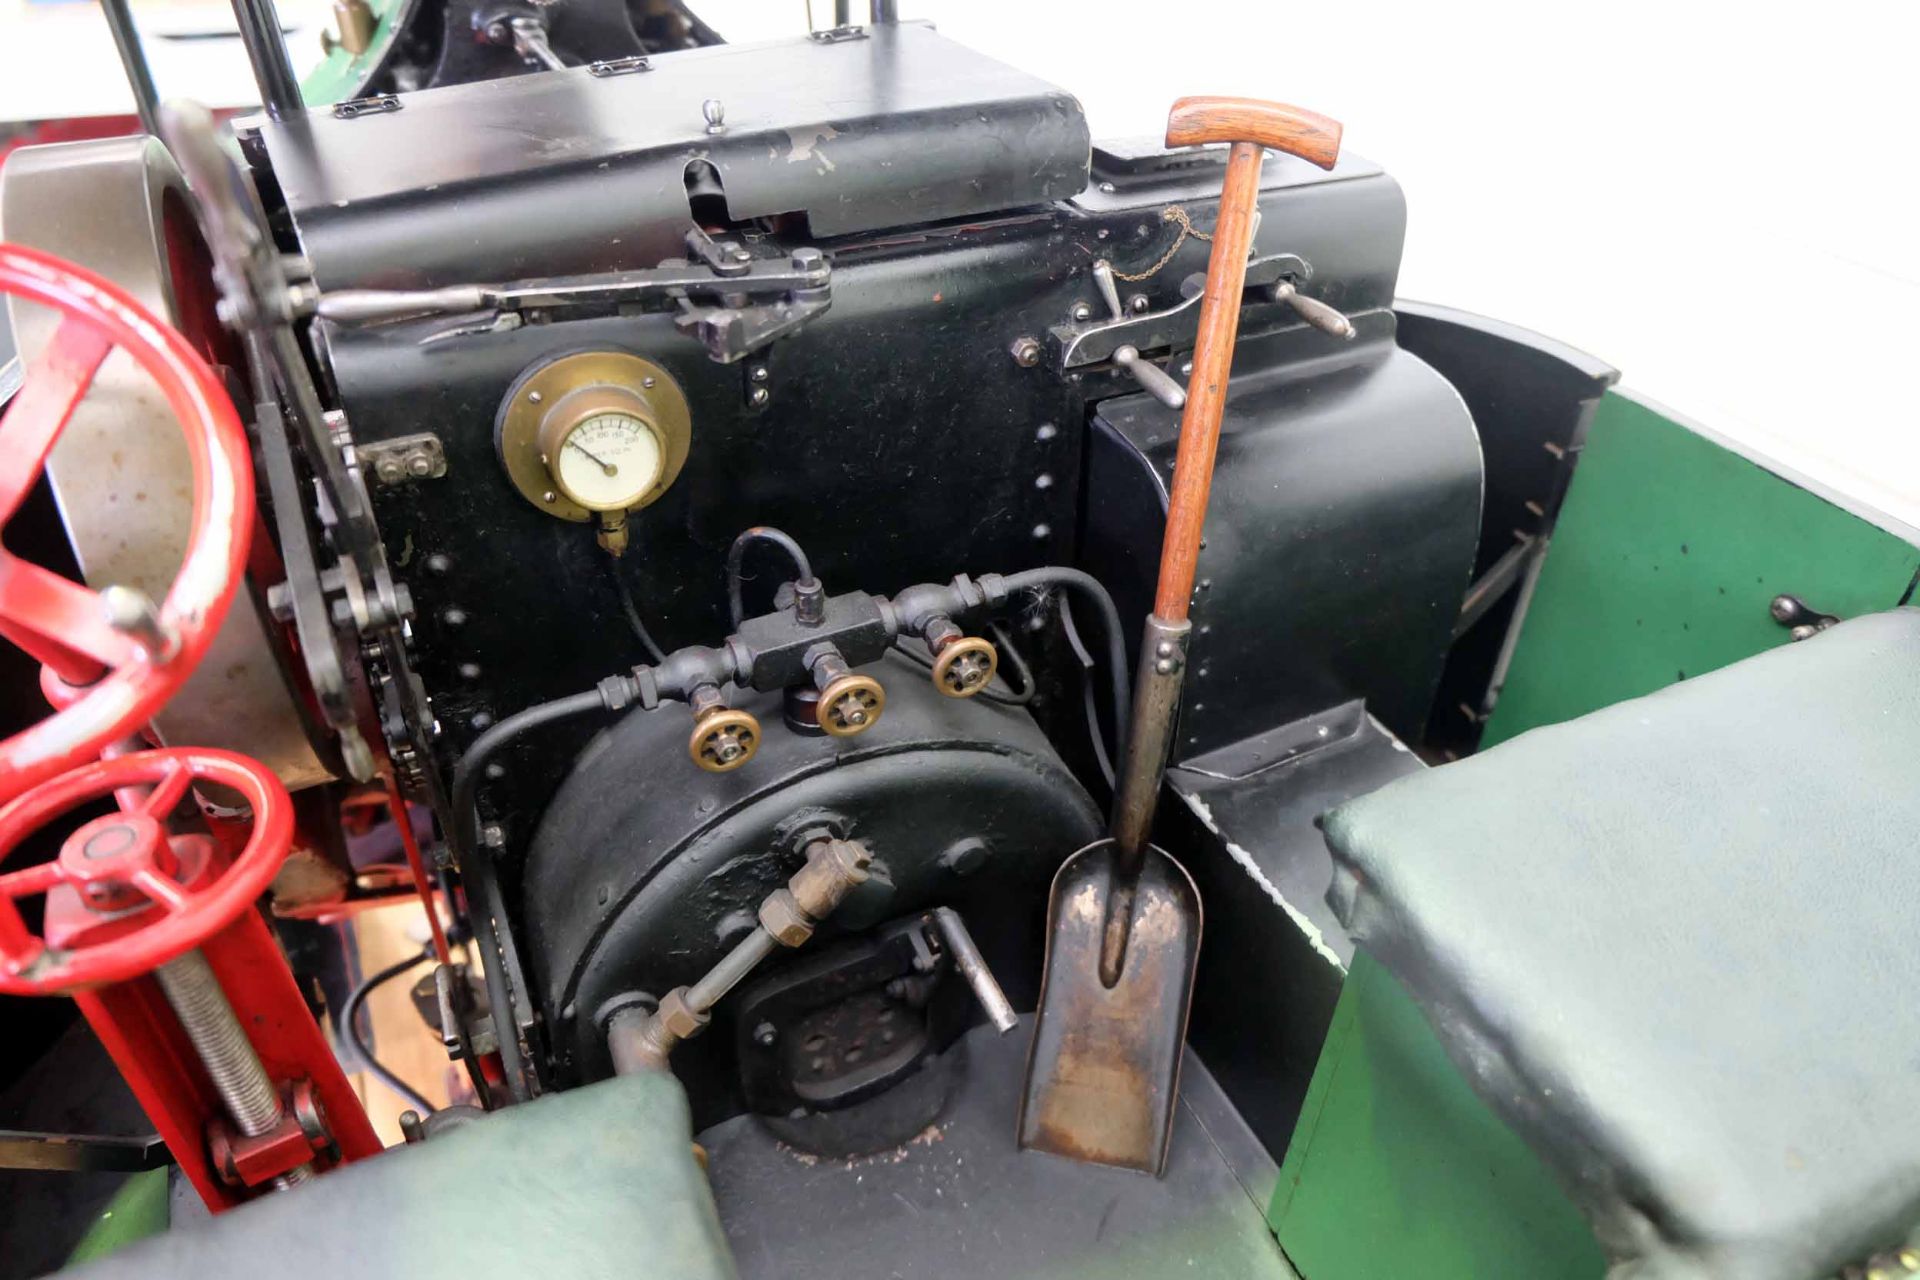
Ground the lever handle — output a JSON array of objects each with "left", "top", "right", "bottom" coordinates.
[
  {"left": 1270, "top": 280, "right": 1356, "bottom": 340},
  {"left": 1113, "top": 345, "right": 1187, "bottom": 409},
  {"left": 317, "top": 287, "right": 491, "bottom": 325},
  {"left": 1165, "top": 96, "right": 1343, "bottom": 170},
  {"left": 1091, "top": 260, "right": 1126, "bottom": 321}
]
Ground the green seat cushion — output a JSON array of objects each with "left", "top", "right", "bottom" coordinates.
[
  {"left": 1322, "top": 608, "right": 1920, "bottom": 1280},
  {"left": 64, "top": 1072, "right": 735, "bottom": 1280}
]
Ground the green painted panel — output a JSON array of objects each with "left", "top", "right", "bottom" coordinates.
[
  {"left": 298, "top": 0, "right": 407, "bottom": 108},
  {"left": 65, "top": 1168, "right": 170, "bottom": 1266},
  {"left": 1270, "top": 953, "right": 1605, "bottom": 1280},
  {"left": 1484, "top": 391, "right": 1920, "bottom": 746}
]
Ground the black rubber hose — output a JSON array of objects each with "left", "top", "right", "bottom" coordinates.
[
  {"left": 340, "top": 949, "right": 436, "bottom": 1116},
  {"left": 448, "top": 687, "right": 616, "bottom": 1106},
  {"left": 609, "top": 560, "right": 668, "bottom": 664},
  {"left": 449, "top": 689, "right": 610, "bottom": 859},
  {"left": 726, "top": 526, "right": 815, "bottom": 628},
  {"left": 1060, "top": 599, "right": 1118, "bottom": 790},
  {"left": 889, "top": 621, "right": 1035, "bottom": 708},
  {"left": 996, "top": 567, "right": 1130, "bottom": 758}
]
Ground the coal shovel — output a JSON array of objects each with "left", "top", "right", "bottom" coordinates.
[{"left": 1018, "top": 96, "right": 1344, "bottom": 1175}]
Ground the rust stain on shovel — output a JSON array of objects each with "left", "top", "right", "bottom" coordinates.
[{"left": 1018, "top": 839, "right": 1201, "bottom": 1173}]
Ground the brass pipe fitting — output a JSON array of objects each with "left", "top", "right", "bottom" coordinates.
[{"left": 606, "top": 837, "right": 872, "bottom": 1073}]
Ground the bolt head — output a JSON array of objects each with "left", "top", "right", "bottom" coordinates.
[
  {"left": 527, "top": 389, "right": 543, "bottom": 403},
  {"left": 1008, "top": 336, "right": 1041, "bottom": 368},
  {"left": 406, "top": 454, "right": 433, "bottom": 476},
  {"left": 749, "top": 387, "right": 770, "bottom": 407},
  {"left": 1129, "top": 294, "right": 1151, "bottom": 314},
  {"left": 750, "top": 365, "right": 770, "bottom": 383},
  {"left": 1070, "top": 301, "right": 1092, "bottom": 322},
  {"left": 1154, "top": 658, "right": 1174, "bottom": 675}
]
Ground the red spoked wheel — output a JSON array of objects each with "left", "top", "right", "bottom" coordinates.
[
  {"left": 0, "top": 748, "right": 292, "bottom": 994},
  {"left": 0, "top": 243, "right": 254, "bottom": 803}
]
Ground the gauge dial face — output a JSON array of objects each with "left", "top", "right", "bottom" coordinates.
[{"left": 549, "top": 411, "right": 664, "bottom": 511}]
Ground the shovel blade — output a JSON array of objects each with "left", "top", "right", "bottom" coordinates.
[{"left": 1017, "top": 838, "right": 1202, "bottom": 1175}]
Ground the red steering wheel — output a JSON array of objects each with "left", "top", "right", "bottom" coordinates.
[
  {"left": 0, "top": 243, "right": 253, "bottom": 804},
  {"left": 0, "top": 748, "right": 292, "bottom": 994}
]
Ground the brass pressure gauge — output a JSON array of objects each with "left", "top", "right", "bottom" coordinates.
[{"left": 496, "top": 351, "right": 692, "bottom": 550}]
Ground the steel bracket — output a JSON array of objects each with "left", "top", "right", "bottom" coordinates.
[{"left": 1049, "top": 252, "right": 1310, "bottom": 368}]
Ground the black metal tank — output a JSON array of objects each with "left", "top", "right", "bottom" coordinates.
[{"left": 521, "top": 651, "right": 1100, "bottom": 1122}]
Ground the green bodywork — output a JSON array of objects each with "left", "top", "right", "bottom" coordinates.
[
  {"left": 296, "top": 0, "right": 408, "bottom": 108},
  {"left": 1483, "top": 390, "right": 1920, "bottom": 746},
  {"left": 1273, "top": 391, "right": 1920, "bottom": 1279},
  {"left": 1270, "top": 954, "right": 1605, "bottom": 1279},
  {"left": 65, "top": 1169, "right": 172, "bottom": 1266}
]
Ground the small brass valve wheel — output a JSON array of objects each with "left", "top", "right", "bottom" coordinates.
[
  {"left": 689, "top": 706, "right": 761, "bottom": 772},
  {"left": 817, "top": 673, "right": 885, "bottom": 737},
  {"left": 930, "top": 635, "right": 998, "bottom": 698}
]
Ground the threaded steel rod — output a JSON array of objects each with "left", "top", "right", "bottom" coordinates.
[{"left": 156, "top": 949, "right": 313, "bottom": 1187}]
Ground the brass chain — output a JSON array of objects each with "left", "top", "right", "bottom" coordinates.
[{"left": 1110, "top": 206, "right": 1212, "bottom": 283}]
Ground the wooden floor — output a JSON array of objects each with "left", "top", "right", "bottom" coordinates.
[{"left": 343, "top": 902, "right": 458, "bottom": 1146}]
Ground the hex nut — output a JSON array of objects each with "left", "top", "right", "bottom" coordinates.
[
  {"left": 758, "top": 889, "right": 815, "bottom": 948},
  {"left": 655, "top": 987, "right": 709, "bottom": 1040}
]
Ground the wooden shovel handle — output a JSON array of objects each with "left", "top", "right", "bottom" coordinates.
[
  {"left": 1152, "top": 99, "right": 1344, "bottom": 621},
  {"left": 1165, "top": 96, "right": 1343, "bottom": 170}
]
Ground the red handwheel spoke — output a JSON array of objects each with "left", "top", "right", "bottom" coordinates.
[
  {"left": 0, "top": 245, "right": 254, "bottom": 801},
  {"left": 0, "top": 555, "right": 139, "bottom": 677},
  {"left": 0, "top": 749, "right": 292, "bottom": 993},
  {"left": 0, "top": 316, "right": 113, "bottom": 524},
  {"left": 131, "top": 867, "right": 190, "bottom": 914},
  {"left": 0, "top": 897, "right": 41, "bottom": 967},
  {"left": 139, "top": 760, "right": 193, "bottom": 820},
  {"left": 0, "top": 859, "right": 65, "bottom": 901}
]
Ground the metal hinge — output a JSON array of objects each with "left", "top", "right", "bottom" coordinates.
[
  {"left": 588, "top": 54, "right": 651, "bottom": 77},
  {"left": 333, "top": 93, "right": 402, "bottom": 120},
  {"left": 808, "top": 23, "right": 867, "bottom": 43},
  {"left": 360, "top": 432, "right": 448, "bottom": 487}
]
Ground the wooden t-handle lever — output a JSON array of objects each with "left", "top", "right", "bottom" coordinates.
[
  {"left": 1165, "top": 96, "right": 1343, "bottom": 170},
  {"left": 1149, "top": 95, "right": 1344, "bottom": 622}
]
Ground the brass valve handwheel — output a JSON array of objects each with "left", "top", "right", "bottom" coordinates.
[
  {"left": 931, "top": 636, "right": 999, "bottom": 699},
  {"left": 817, "top": 674, "right": 885, "bottom": 738},
  {"left": 688, "top": 707, "right": 761, "bottom": 773}
]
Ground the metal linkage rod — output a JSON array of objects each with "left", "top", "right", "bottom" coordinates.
[{"left": 225, "top": 0, "right": 303, "bottom": 120}]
